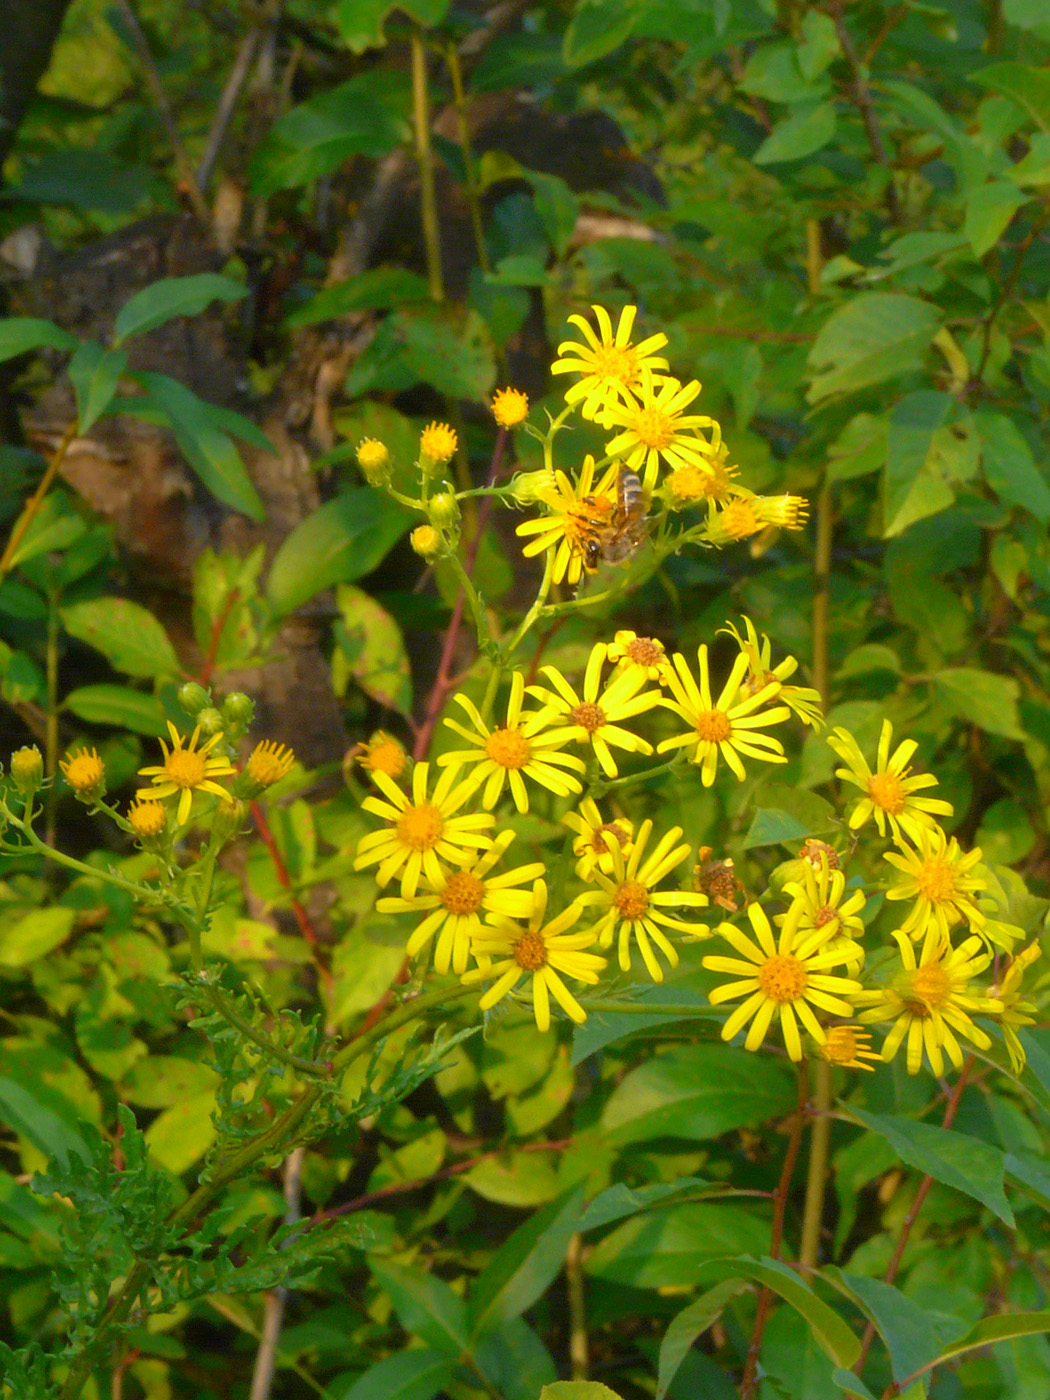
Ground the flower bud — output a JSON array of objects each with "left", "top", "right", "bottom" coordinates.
[
  {"left": 196, "top": 706, "right": 225, "bottom": 738},
  {"left": 128, "top": 799, "right": 167, "bottom": 844},
  {"left": 357, "top": 438, "right": 391, "bottom": 487},
  {"left": 10, "top": 746, "right": 43, "bottom": 794},
  {"left": 222, "top": 692, "right": 255, "bottom": 729},
  {"left": 410, "top": 525, "right": 442, "bottom": 560},
  {"left": 510, "top": 469, "right": 557, "bottom": 505},
  {"left": 242, "top": 740, "right": 295, "bottom": 794},
  {"left": 60, "top": 747, "right": 106, "bottom": 803},
  {"left": 178, "top": 682, "right": 211, "bottom": 716},
  {"left": 428, "top": 492, "right": 460, "bottom": 529},
  {"left": 212, "top": 796, "right": 248, "bottom": 844},
  {"left": 491, "top": 387, "right": 529, "bottom": 428},
  {"left": 419, "top": 422, "right": 457, "bottom": 471}
]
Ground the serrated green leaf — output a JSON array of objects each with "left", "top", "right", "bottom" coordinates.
[
  {"left": 965, "top": 180, "right": 1028, "bottom": 257},
  {"left": 0, "top": 1077, "right": 89, "bottom": 1168},
  {"left": 586, "top": 1206, "right": 769, "bottom": 1289},
  {"left": 932, "top": 667, "right": 1025, "bottom": 740},
  {"left": 977, "top": 411, "right": 1050, "bottom": 523},
  {"left": 333, "top": 583, "right": 412, "bottom": 715},
  {"left": 370, "top": 1260, "right": 470, "bottom": 1354},
  {"left": 112, "top": 274, "right": 247, "bottom": 346},
  {"left": 60, "top": 597, "right": 178, "bottom": 679},
  {"left": 972, "top": 62, "right": 1050, "bottom": 131},
  {"left": 883, "top": 391, "right": 955, "bottom": 537}
]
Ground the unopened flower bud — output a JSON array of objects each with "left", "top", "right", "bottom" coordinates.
[
  {"left": 357, "top": 438, "right": 391, "bottom": 486},
  {"left": 178, "top": 682, "right": 211, "bottom": 716},
  {"left": 428, "top": 492, "right": 460, "bottom": 529},
  {"left": 491, "top": 387, "right": 529, "bottom": 428},
  {"left": 411, "top": 525, "right": 442, "bottom": 560},
  {"left": 128, "top": 799, "right": 167, "bottom": 844},
  {"left": 196, "top": 706, "right": 225, "bottom": 737},
  {"left": 222, "top": 692, "right": 255, "bottom": 729},
  {"left": 60, "top": 747, "right": 106, "bottom": 803},
  {"left": 419, "top": 421, "right": 457, "bottom": 470},
  {"left": 10, "top": 746, "right": 43, "bottom": 794},
  {"left": 212, "top": 796, "right": 248, "bottom": 843},
  {"left": 510, "top": 469, "right": 557, "bottom": 505}
]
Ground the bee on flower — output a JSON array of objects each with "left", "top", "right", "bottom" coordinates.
[{"left": 515, "top": 455, "right": 621, "bottom": 587}]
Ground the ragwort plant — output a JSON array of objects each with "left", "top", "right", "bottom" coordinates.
[{"left": 1, "top": 297, "right": 1049, "bottom": 1400}]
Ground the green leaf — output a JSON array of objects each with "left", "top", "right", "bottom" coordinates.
[
  {"left": 744, "top": 785, "right": 837, "bottom": 848},
  {"left": 797, "top": 11, "right": 840, "bottom": 79},
  {"left": 5, "top": 491, "right": 86, "bottom": 569},
  {"left": 972, "top": 62, "right": 1050, "bottom": 132},
  {"left": 60, "top": 597, "right": 179, "bottom": 679},
  {"left": 576, "top": 1177, "right": 714, "bottom": 1233},
  {"left": 143, "top": 1091, "right": 218, "bottom": 1174},
  {"left": 63, "top": 683, "right": 167, "bottom": 736},
  {"left": 542, "top": 1385, "right": 625, "bottom": 1400},
  {"left": 0, "top": 907, "right": 75, "bottom": 968},
  {"left": 267, "top": 490, "right": 412, "bottom": 615},
  {"left": 0, "top": 317, "right": 78, "bottom": 363},
  {"left": 601, "top": 1042, "right": 794, "bottom": 1145},
  {"left": 850, "top": 1108, "right": 1014, "bottom": 1225},
  {"left": 832, "top": 1370, "right": 877, "bottom": 1399},
  {"left": 371, "top": 1261, "right": 470, "bottom": 1354},
  {"left": 68, "top": 341, "right": 127, "bottom": 434},
  {"left": 657, "top": 1280, "right": 749, "bottom": 1399},
  {"left": 0, "top": 1076, "right": 89, "bottom": 1167},
  {"left": 1003, "top": 0, "right": 1050, "bottom": 38},
  {"left": 397, "top": 307, "right": 498, "bottom": 401},
  {"left": 333, "top": 584, "right": 412, "bottom": 715},
  {"left": 528, "top": 172, "right": 579, "bottom": 257},
  {"left": 931, "top": 1310, "right": 1050, "bottom": 1366},
  {"left": 585, "top": 1205, "right": 769, "bottom": 1289},
  {"left": 113, "top": 274, "right": 247, "bottom": 345},
  {"left": 331, "top": 1350, "right": 456, "bottom": 1400},
  {"left": 465, "top": 1152, "right": 563, "bottom": 1206},
  {"left": 475, "top": 1318, "right": 556, "bottom": 1400},
  {"left": 3, "top": 149, "right": 153, "bottom": 214},
  {"left": 121, "top": 1057, "right": 219, "bottom": 1108},
  {"left": 932, "top": 668, "right": 1025, "bottom": 740},
  {"left": 754, "top": 103, "right": 837, "bottom": 165},
  {"left": 965, "top": 180, "right": 1028, "bottom": 257},
  {"left": 838, "top": 644, "right": 902, "bottom": 678},
  {"left": 807, "top": 294, "right": 942, "bottom": 404},
  {"left": 977, "top": 411, "right": 1050, "bottom": 523},
  {"left": 284, "top": 267, "right": 430, "bottom": 328},
  {"left": 563, "top": 0, "right": 640, "bottom": 67},
  {"left": 883, "top": 391, "right": 954, "bottom": 537},
  {"left": 469, "top": 1184, "right": 586, "bottom": 1336},
  {"left": 828, "top": 1270, "right": 964, "bottom": 1384},
  {"left": 335, "top": 0, "right": 394, "bottom": 50},
  {"left": 135, "top": 372, "right": 265, "bottom": 522}
]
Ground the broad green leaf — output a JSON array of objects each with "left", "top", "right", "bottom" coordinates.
[
  {"left": 883, "top": 391, "right": 954, "bottom": 537},
  {"left": 5, "top": 491, "right": 86, "bottom": 569},
  {"left": 529, "top": 172, "right": 579, "bottom": 257},
  {"left": 0, "top": 317, "right": 78, "bottom": 363},
  {"left": 476, "top": 1319, "right": 556, "bottom": 1400},
  {"left": 0, "top": 907, "right": 75, "bottom": 967},
  {"left": 965, "top": 180, "right": 1028, "bottom": 257},
  {"left": 754, "top": 103, "right": 836, "bottom": 165},
  {"left": 121, "top": 1057, "right": 219, "bottom": 1109},
  {"left": 657, "top": 1280, "right": 749, "bottom": 1399},
  {"left": 698, "top": 1256, "right": 861, "bottom": 1369},
  {"left": 838, "top": 643, "right": 902, "bottom": 678},
  {"left": 977, "top": 411, "right": 1050, "bottom": 523},
  {"left": 3, "top": 149, "right": 153, "bottom": 214},
  {"left": 397, "top": 307, "right": 497, "bottom": 401},
  {"left": 563, "top": 0, "right": 640, "bottom": 67},
  {"left": 762, "top": 1304, "right": 842, "bottom": 1400},
  {"left": 330, "top": 1349, "right": 456, "bottom": 1400},
  {"left": 327, "top": 925, "right": 405, "bottom": 1025},
  {"left": 585, "top": 1204, "right": 768, "bottom": 1288},
  {"left": 931, "top": 1310, "right": 1050, "bottom": 1367},
  {"left": 60, "top": 597, "right": 178, "bottom": 679},
  {"left": 543, "top": 1386, "right": 624, "bottom": 1400},
  {"left": 0, "top": 1076, "right": 89, "bottom": 1167},
  {"left": 601, "top": 1042, "right": 794, "bottom": 1145},
  {"left": 143, "top": 1091, "right": 217, "bottom": 1174},
  {"left": 333, "top": 583, "right": 412, "bottom": 715},
  {"left": 807, "top": 294, "right": 942, "bottom": 404},
  {"left": 828, "top": 1270, "right": 965, "bottom": 1384},
  {"left": 63, "top": 684, "right": 167, "bottom": 736},
  {"left": 113, "top": 274, "right": 247, "bottom": 345},
  {"left": 740, "top": 43, "right": 827, "bottom": 103},
  {"left": 744, "top": 784, "right": 837, "bottom": 848},
  {"left": 68, "top": 341, "right": 127, "bottom": 434},
  {"left": 335, "top": 0, "right": 395, "bottom": 51},
  {"left": 571, "top": 965, "right": 722, "bottom": 1065},
  {"left": 267, "top": 490, "right": 412, "bottom": 615},
  {"left": 135, "top": 371, "right": 265, "bottom": 521},
  {"left": 285, "top": 267, "right": 430, "bottom": 328},
  {"left": 972, "top": 62, "right": 1050, "bottom": 132},
  {"left": 465, "top": 1151, "right": 562, "bottom": 1206},
  {"left": 576, "top": 1177, "right": 714, "bottom": 1233},
  {"left": 850, "top": 1108, "right": 1014, "bottom": 1224},
  {"left": 370, "top": 1260, "right": 470, "bottom": 1355},
  {"left": 932, "top": 668, "right": 1025, "bottom": 740},
  {"left": 832, "top": 1371, "right": 877, "bottom": 1399},
  {"left": 798, "top": 11, "right": 840, "bottom": 79},
  {"left": 1003, "top": 0, "right": 1050, "bottom": 37},
  {"left": 469, "top": 1184, "right": 586, "bottom": 1336}
]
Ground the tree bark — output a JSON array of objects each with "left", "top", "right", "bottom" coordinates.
[{"left": 0, "top": 0, "right": 75, "bottom": 172}]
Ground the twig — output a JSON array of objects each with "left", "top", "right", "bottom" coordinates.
[
  {"left": 116, "top": 0, "right": 212, "bottom": 227},
  {"left": 197, "top": 29, "right": 261, "bottom": 191},
  {"left": 862, "top": 1, "right": 909, "bottom": 64},
  {"left": 974, "top": 213, "right": 1050, "bottom": 386},
  {"left": 0, "top": 421, "right": 77, "bottom": 577},
  {"left": 249, "top": 799, "right": 332, "bottom": 992},
  {"left": 197, "top": 588, "right": 241, "bottom": 686},
  {"left": 825, "top": 0, "right": 901, "bottom": 223},
  {"left": 249, "top": 1147, "right": 304, "bottom": 1400}
]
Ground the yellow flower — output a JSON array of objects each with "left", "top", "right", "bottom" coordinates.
[
  {"left": 576, "top": 819, "right": 710, "bottom": 981},
  {"left": 753, "top": 495, "right": 809, "bottom": 529},
  {"left": 561, "top": 798, "right": 635, "bottom": 881},
  {"left": 127, "top": 799, "right": 166, "bottom": 840},
  {"left": 883, "top": 825, "right": 986, "bottom": 950},
  {"left": 551, "top": 303, "right": 669, "bottom": 420},
  {"left": 420, "top": 421, "right": 458, "bottom": 464},
  {"left": 990, "top": 942, "right": 1041, "bottom": 1074},
  {"left": 705, "top": 497, "right": 763, "bottom": 544},
  {"left": 491, "top": 387, "right": 529, "bottom": 427},
  {"left": 657, "top": 645, "right": 791, "bottom": 786},
  {"left": 138, "top": 722, "right": 236, "bottom": 826},
  {"left": 606, "top": 630, "right": 670, "bottom": 682},
  {"left": 856, "top": 931, "right": 1001, "bottom": 1076},
  {"left": 515, "top": 455, "right": 619, "bottom": 587},
  {"left": 411, "top": 524, "right": 442, "bottom": 560},
  {"left": 60, "top": 747, "right": 105, "bottom": 799},
  {"left": 377, "top": 830, "right": 543, "bottom": 975},
  {"left": 245, "top": 740, "right": 295, "bottom": 789},
  {"left": 357, "top": 438, "right": 391, "bottom": 485},
  {"left": 437, "top": 672, "right": 585, "bottom": 813},
  {"left": 464, "top": 879, "right": 606, "bottom": 1031},
  {"left": 354, "top": 761, "right": 494, "bottom": 898},
  {"left": 601, "top": 369, "right": 717, "bottom": 492},
  {"left": 720, "top": 617, "right": 823, "bottom": 728},
  {"left": 781, "top": 852, "right": 866, "bottom": 973},
  {"left": 356, "top": 731, "right": 408, "bottom": 782},
  {"left": 703, "top": 902, "right": 863, "bottom": 1061},
  {"left": 827, "top": 720, "right": 953, "bottom": 843},
  {"left": 819, "top": 1025, "right": 881, "bottom": 1071},
  {"left": 528, "top": 642, "right": 662, "bottom": 778}
]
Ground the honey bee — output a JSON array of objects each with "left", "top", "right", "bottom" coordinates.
[{"left": 575, "top": 467, "right": 649, "bottom": 574}]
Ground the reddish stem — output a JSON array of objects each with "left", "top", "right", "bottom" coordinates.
[
  {"left": 198, "top": 588, "right": 241, "bottom": 686},
  {"left": 249, "top": 798, "right": 332, "bottom": 992}
]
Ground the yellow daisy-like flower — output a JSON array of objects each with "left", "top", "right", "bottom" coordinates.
[
  {"left": 356, "top": 730, "right": 409, "bottom": 782},
  {"left": 515, "top": 455, "right": 619, "bottom": 587},
  {"left": 528, "top": 642, "right": 662, "bottom": 778},
  {"left": 601, "top": 369, "right": 717, "bottom": 492},
  {"left": 827, "top": 720, "right": 953, "bottom": 843},
  {"left": 561, "top": 797, "right": 634, "bottom": 881},
  {"left": 819, "top": 1025, "right": 881, "bottom": 1071},
  {"left": 753, "top": 494, "right": 810, "bottom": 529},
  {"left": 376, "top": 829, "right": 543, "bottom": 975},
  {"left": 138, "top": 722, "right": 236, "bottom": 827},
  {"left": 781, "top": 854, "right": 866, "bottom": 973},
  {"left": 856, "top": 931, "right": 1001, "bottom": 1076},
  {"left": 665, "top": 455, "right": 740, "bottom": 509},
  {"left": 606, "top": 630, "right": 670, "bottom": 682},
  {"left": 245, "top": 740, "right": 295, "bottom": 790},
  {"left": 60, "top": 747, "right": 105, "bottom": 799},
  {"left": 464, "top": 879, "right": 606, "bottom": 1031},
  {"left": 551, "top": 303, "right": 669, "bottom": 421},
  {"left": 491, "top": 387, "right": 529, "bottom": 427},
  {"left": 883, "top": 824, "right": 986, "bottom": 950},
  {"left": 127, "top": 798, "right": 166, "bottom": 840},
  {"left": 354, "top": 761, "right": 495, "bottom": 898},
  {"left": 575, "top": 819, "right": 710, "bottom": 981},
  {"left": 657, "top": 645, "right": 791, "bottom": 786},
  {"left": 721, "top": 618, "right": 823, "bottom": 729},
  {"left": 703, "top": 902, "right": 863, "bottom": 1062},
  {"left": 436, "top": 672, "right": 585, "bottom": 813},
  {"left": 420, "top": 421, "right": 458, "bottom": 465},
  {"left": 705, "top": 496, "right": 763, "bottom": 545},
  {"left": 990, "top": 943, "right": 1041, "bottom": 1074}
]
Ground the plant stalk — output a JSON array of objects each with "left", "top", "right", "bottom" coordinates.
[{"left": 410, "top": 25, "right": 444, "bottom": 302}]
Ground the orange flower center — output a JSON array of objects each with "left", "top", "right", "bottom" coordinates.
[
  {"left": 591, "top": 343, "right": 637, "bottom": 384},
  {"left": 485, "top": 727, "right": 530, "bottom": 770},
  {"left": 513, "top": 931, "right": 549, "bottom": 970},
  {"left": 626, "top": 637, "right": 662, "bottom": 667},
  {"left": 631, "top": 405, "right": 675, "bottom": 451},
  {"left": 801, "top": 840, "right": 840, "bottom": 870},
  {"left": 129, "top": 801, "right": 166, "bottom": 837},
  {"left": 440, "top": 870, "right": 485, "bottom": 915},
  {"left": 613, "top": 879, "right": 650, "bottom": 920},
  {"left": 903, "top": 961, "right": 951, "bottom": 1016},
  {"left": 165, "top": 748, "right": 206, "bottom": 789},
  {"left": 396, "top": 801, "right": 444, "bottom": 852},
  {"left": 570, "top": 702, "right": 605, "bottom": 733},
  {"left": 591, "top": 822, "right": 628, "bottom": 856},
  {"left": 868, "top": 770, "right": 906, "bottom": 815},
  {"left": 758, "top": 953, "right": 808, "bottom": 1003},
  {"left": 696, "top": 709, "right": 731, "bottom": 743},
  {"left": 364, "top": 738, "right": 406, "bottom": 779},
  {"left": 813, "top": 905, "right": 838, "bottom": 930},
  {"left": 916, "top": 857, "right": 956, "bottom": 905},
  {"left": 722, "top": 500, "right": 760, "bottom": 539}
]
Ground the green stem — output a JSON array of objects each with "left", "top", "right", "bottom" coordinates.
[
  {"left": 7, "top": 816, "right": 163, "bottom": 901},
  {"left": 584, "top": 1000, "right": 711, "bottom": 1016},
  {"left": 445, "top": 551, "right": 491, "bottom": 649},
  {"left": 503, "top": 546, "right": 555, "bottom": 662},
  {"left": 588, "top": 752, "right": 684, "bottom": 799},
  {"left": 201, "top": 980, "right": 330, "bottom": 1077},
  {"left": 44, "top": 588, "right": 60, "bottom": 849},
  {"left": 410, "top": 25, "right": 443, "bottom": 303}
]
